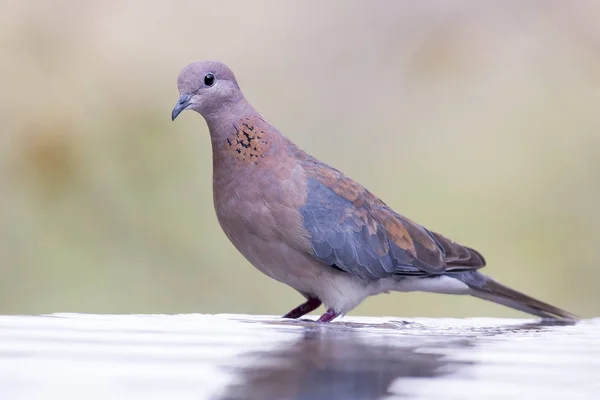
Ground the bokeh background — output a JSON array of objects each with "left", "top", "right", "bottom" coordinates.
[{"left": 1, "top": 0, "right": 598, "bottom": 318}]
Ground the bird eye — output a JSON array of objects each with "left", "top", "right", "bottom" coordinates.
[{"left": 204, "top": 73, "right": 215, "bottom": 87}]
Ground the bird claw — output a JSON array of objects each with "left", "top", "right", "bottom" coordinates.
[{"left": 316, "top": 308, "right": 339, "bottom": 323}]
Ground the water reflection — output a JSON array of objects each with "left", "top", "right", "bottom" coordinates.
[
  {"left": 218, "top": 325, "right": 470, "bottom": 399},
  {"left": 217, "top": 318, "right": 576, "bottom": 400}
]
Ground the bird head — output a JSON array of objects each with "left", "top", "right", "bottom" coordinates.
[{"left": 171, "top": 61, "right": 243, "bottom": 121}]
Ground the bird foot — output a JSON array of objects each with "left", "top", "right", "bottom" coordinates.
[
  {"left": 282, "top": 297, "right": 322, "bottom": 319},
  {"left": 316, "top": 308, "right": 339, "bottom": 323}
]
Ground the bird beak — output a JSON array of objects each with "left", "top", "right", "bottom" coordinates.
[{"left": 171, "top": 94, "right": 192, "bottom": 121}]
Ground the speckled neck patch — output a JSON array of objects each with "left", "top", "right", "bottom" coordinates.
[{"left": 226, "top": 117, "right": 271, "bottom": 164}]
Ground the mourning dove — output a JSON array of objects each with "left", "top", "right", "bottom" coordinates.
[{"left": 171, "top": 61, "right": 576, "bottom": 322}]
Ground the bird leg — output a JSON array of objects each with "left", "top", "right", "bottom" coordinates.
[
  {"left": 282, "top": 297, "right": 322, "bottom": 319},
  {"left": 316, "top": 308, "right": 339, "bottom": 323}
]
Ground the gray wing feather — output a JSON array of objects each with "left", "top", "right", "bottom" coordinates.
[{"left": 300, "top": 177, "right": 425, "bottom": 280}]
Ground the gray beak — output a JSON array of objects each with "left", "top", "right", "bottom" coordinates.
[{"left": 171, "top": 94, "right": 192, "bottom": 121}]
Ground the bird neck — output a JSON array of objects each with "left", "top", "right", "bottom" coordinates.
[
  {"left": 207, "top": 104, "right": 285, "bottom": 173},
  {"left": 205, "top": 100, "right": 250, "bottom": 138}
]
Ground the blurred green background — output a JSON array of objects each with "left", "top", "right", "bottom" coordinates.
[{"left": 1, "top": 1, "right": 598, "bottom": 318}]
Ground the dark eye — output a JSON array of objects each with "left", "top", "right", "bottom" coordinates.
[{"left": 204, "top": 73, "right": 215, "bottom": 87}]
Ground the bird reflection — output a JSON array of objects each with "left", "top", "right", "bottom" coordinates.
[
  {"left": 216, "top": 322, "right": 469, "bottom": 400},
  {"left": 216, "top": 318, "right": 574, "bottom": 400}
]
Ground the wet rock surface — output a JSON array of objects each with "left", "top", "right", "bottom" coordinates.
[{"left": 0, "top": 314, "right": 598, "bottom": 399}]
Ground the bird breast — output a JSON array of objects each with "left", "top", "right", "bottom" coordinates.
[{"left": 212, "top": 174, "right": 325, "bottom": 293}]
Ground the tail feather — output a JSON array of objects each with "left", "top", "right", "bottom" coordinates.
[{"left": 449, "top": 271, "right": 577, "bottom": 320}]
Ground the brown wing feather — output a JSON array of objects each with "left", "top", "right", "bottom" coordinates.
[
  {"left": 372, "top": 204, "right": 486, "bottom": 272},
  {"left": 428, "top": 231, "right": 486, "bottom": 268}
]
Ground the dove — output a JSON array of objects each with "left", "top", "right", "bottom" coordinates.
[{"left": 171, "top": 61, "right": 576, "bottom": 322}]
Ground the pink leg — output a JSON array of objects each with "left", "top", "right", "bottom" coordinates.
[
  {"left": 282, "top": 297, "right": 322, "bottom": 319},
  {"left": 317, "top": 308, "right": 339, "bottom": 323}
]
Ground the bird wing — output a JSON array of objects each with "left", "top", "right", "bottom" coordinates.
[{"left": 298, "top": 159, "right": 485, "bottom": 281}]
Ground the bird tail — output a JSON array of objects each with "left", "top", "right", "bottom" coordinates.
[{"left": 448, "top": 270, "right": 577, "bottom": 320}]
